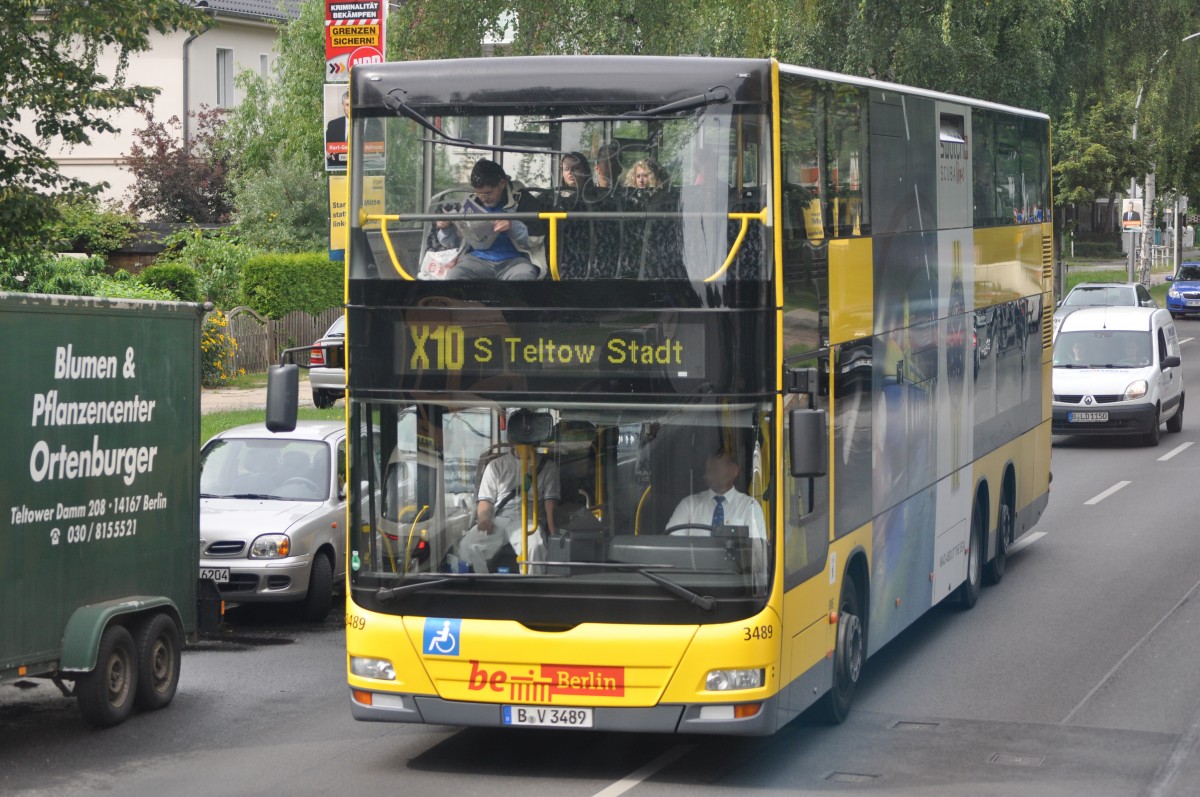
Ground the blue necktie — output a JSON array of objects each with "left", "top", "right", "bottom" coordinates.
[{"left": 711, "top": 495, "right": 725, "bottom": 527}]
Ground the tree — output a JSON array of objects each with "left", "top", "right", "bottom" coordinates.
[
  {"left": 222, "top": 0, "right": 329, "bottom": 251},
  {"left": 0, "top": 1, "right": 208, "bottom": 253},
  {"left": 124, "top": 106, "right": 233, "bottom": 223}
]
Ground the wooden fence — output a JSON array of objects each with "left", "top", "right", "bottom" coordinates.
[{"left": 207, "top": 306, "right": 342, "bottom": 374}]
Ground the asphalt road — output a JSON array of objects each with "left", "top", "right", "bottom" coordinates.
[{"left": 5, "top": 331, "right": 1200, "bottom": 796}]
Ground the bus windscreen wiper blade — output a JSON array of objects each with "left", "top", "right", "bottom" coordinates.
[
  {"left": 374, "top": 572, "right": 553, "bottom": 601},
  {"left": 534, "top": 86, "right": 734, "bottom": 124},
  {"left": 383, "top": 89, "right": 476, "bottom": 147},
  {"left": 544, "top": 561, "right": 717, "bottom": 610}
]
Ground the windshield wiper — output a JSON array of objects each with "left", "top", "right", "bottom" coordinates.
[
  {"left": 218, "top": 493, "right": 277, "bottom": 500},
  {"left": 374, "top": 572, "right": 553, "bottom": 601},
  {"left": 537, "top": 86, "right": 734, "bottom": 124},
  {"left": 383, "top": 89, "right": 475, "bottom": 147},
  {"left": 541, "top": 561, "right": 717, "bottom": 611}
]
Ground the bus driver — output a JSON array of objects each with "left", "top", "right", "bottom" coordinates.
[{"left": 666, "top": 449, "right": 766, "bottom": 539}]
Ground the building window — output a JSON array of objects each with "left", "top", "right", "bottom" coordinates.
[
  {"left": 216, "top": 48, "right": 234, "bottom": 107},
  {"left": 260, "top": 54, "right": 269, "bottom": 77}
]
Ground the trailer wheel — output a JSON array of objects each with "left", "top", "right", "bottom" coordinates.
[
  {"left": 76, "top": 624, "right": 138, "bottom": 727},
  {"left": 134, "top": 613, "right": 182, "bottom": 711},
  {"left": 300, "top": 552, "right": 334, "bottom": 622}
]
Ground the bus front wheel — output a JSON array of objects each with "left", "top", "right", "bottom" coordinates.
[{"left": 816, "top": 574, "right": 863, "bottom": 725}]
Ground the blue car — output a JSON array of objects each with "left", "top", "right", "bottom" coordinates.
[{"left": 1166, "top": 262, "right": 1200, "bottom": 318}]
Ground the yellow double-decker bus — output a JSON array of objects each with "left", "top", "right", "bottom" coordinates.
[{"left": 274, "top": 55, "right": 1051, "bottom": 734}]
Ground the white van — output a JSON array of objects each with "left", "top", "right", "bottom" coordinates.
[{"left": 1052, "top": 306, "right": 1183, "bottom": 446}]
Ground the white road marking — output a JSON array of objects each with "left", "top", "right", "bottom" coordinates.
[
  {"left": 1178, "top": 337, "right": 1194, "bottom": 345},
  {"left": 1008, "top": 530, "right": 1046, "bottom": 555},
  {"left": 1158, "top": 441, "right": 1194, "bottom": 462},
  {"left": 592, "top": 745, "right": 695, "bottom": 797},
  {"left": 1084, "top": 481, "right": 1130, "bottom": 506},
  {"left": 1063, "top": 576, "right": 1200, "bottom": 725}
]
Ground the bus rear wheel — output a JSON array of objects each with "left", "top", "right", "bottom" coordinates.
[
  {"left": 984, "top": 497, "right": 1014, "bottom": 585},
  {"left": 815, "top": 574, "right": 863, "bottom": 725},
  {"left": 957, "top": 503, "right": 983, "bottom": 609}
]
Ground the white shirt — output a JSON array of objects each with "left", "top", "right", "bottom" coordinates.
[
  {"left": 478, "top": 451, "right": 560, "bottom": 517},
  {"left": 665, "top": 487, "right": 766, "bottom": 540}
]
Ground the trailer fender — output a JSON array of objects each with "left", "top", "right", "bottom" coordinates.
[{"left": 59, "top": 597, "right": 181, "bottom": 674}]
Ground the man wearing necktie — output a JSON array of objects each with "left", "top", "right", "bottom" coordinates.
[{"left": 665, "top": 450, "right": 766, "bottom": 540}]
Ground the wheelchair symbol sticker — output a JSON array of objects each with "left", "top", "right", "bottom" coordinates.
[{"left": 423, "top": 618, "right": 461, "bottom": 656}]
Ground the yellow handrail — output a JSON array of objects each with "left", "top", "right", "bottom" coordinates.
[
  {"left": 634, "top": 484, "right": 652, "bottom": 536},
  {"left": 705, "top": 208, "right": 769, "bottom": 283},
  {"left": 360, "top": 211, "right": 415, "bottom": 281},
  {"left": 401, "top": 505, "right": 429, "bottom": 574},
  {"left": 540, "top": 212, "right": 567, "bottom": 281}
]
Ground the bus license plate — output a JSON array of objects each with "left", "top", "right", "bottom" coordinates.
[
  {"left": 200, "top": 567, "right": 230, "bottom": 583},
  {"left": 503, "top": 706, "right": 593, "bottom": 728},
  {"left": 1068, "top": 411, "right": 1108, "bottom": 423}
]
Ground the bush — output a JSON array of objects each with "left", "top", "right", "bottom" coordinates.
[
  {"left": 242, "top": 252, "right": 341, "bottom": 319},
  {"left": 155, "top": 227, "right": 252, "bottom": 307},
  {"left": 45, "top": 196, "right": 138, "bottom": 255},
  {"left": 90, "top": 269, "right": 177, "bottom": 301},
  {"left": 200, "top": 309, "right": 245, "bottom": 386},
  {"left": 139, "top": 263, "right": 202, "bottom": 302}
]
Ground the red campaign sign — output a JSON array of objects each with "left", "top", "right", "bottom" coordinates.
[{"left": 325, "top": 0, "right": 384, "bottom": 80}]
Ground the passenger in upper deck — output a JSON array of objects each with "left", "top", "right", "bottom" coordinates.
[
  {"left": 435, "top": 158, "right": 548, "bottom": 280},
  {"left": 593, "top": 143, "right": 623, "bottom": 195}
]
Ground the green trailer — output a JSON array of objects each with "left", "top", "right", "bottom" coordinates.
[{"left": 0, "top": 293, "right": 217, "bottom": 726}]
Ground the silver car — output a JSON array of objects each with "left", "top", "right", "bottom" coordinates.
[
  {"left": 199, "top": 420, "right": 364, "bottom": 621},
  {"left": 1053, "top": 282, "right": 1156, "bottom": 339},
  {"left": 309, "top": 315, "right": 345, "bottom": 409}
]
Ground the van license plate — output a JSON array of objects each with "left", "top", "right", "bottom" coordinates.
[
  {"left": 200, "top": 567, "right": 230, "bottom": 583},
  {"left": 503, "top": 706, "right": 593, "bottom": 727},
  {"left": 1068, "top": 411, "right": 1108, "bottom": 423}
]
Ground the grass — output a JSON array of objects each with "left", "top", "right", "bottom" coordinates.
[
  {"left": 212, "top": 371, "right": 270, "bottom": 390},
  {"left": 1060, "top": 267, "right": 1170, "bottom": 307},
  {"left": 200, "top": 406, "right": 344, "bottom": 445}
]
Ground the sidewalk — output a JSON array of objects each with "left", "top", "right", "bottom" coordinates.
[{"left": 200, "top": 380, "right": 318, "bottom": 415}]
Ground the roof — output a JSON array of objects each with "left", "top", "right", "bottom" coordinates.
[
  {"left": 1058, "top": 306, "right": 1164, "bottom": 333},
  {"left": 193, "top": 0, "right": 304, "bottom": 22}
]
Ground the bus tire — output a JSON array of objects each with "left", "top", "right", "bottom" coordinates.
[
  {"left": 957, "top": 503, "right": 983, "bottom": 609},
  {"left": 133, "top": 613, "right": 182, "bottom": 711},
  {"left": 984, "top": 494, "right": 1014, "bottom": 586},
  {"left": 76, "top": 624, "right": 138, "bottom": 727},
  {"left": 815, "top": 574, "right": 863, "bottom": 725},
  {"left": 300, "top": 551, "right": 334, "bottom": 622}
]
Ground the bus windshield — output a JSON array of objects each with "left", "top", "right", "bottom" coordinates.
[
  {"left": 351, "top": 101, "right": 769, "bottom": 283},
  {"left": 349, "top": 401, "right": 773, "bottom": 625}
]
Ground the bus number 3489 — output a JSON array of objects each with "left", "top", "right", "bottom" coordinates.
[{"left": 744, "top": 625, "right": 773, "bottom": 641}]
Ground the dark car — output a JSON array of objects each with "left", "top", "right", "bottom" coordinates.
[{"left": 1166, "top": 262, "right": 1200, "bottom": 319}]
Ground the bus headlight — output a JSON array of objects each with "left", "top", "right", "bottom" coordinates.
[
  {"left": 350, "top": 656, "right": 396, "bottom": 680},
  {"left": 1124, "top": 380, "right": 1148, "bottom": 400},
  {"left": 705, "top": 668, "right": 764, "bottom": 691},
  {"left": 249, "top": 534, "right": 290, "bottom": 558}
]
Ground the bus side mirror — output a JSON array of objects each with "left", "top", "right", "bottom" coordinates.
[
  {"left": 266, "top": 364, "right": 299, "bottom": 433},
  {"left": 789, "top": 408, "right": 827, "bottom": 478}
]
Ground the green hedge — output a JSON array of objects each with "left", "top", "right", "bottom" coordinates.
[
  {"left": 139, "top": 263, "right": 201, "bottom": 302},
  {"left": 241, "top": 253, "right": 341, "bottom": 319}
]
